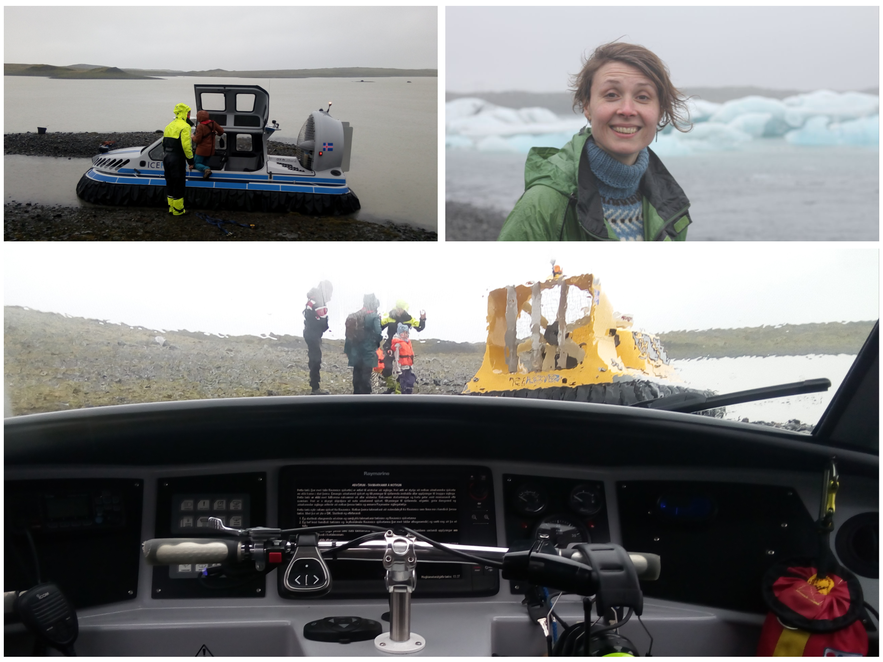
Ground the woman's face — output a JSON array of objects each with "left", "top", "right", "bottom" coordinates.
[{"left": 584, "top": 61, "right": 662, "bottom": 165}]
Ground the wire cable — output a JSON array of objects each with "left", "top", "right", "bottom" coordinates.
[
  {"left": 271, "top": 523, "right": 505, "bottom": 568},
  {"left": 321, "top": 531, "right": 387, "bottom": 558},
  {"left": 636, "top": 611, "right": 654, "bottom": 657},
  {"left": 400, "top": 526, "right": 505, "bottom": 568}
]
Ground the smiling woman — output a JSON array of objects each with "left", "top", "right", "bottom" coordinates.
[{"left": 498, "top": 42, "right": 693, "bottom": 242}]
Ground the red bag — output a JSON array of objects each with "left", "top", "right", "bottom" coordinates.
[{"left": 757, "top": 560, "right": 868, "bottom": 656}]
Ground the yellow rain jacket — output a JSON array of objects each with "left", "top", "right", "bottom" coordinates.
[{"left": 162, "top": 103, "right": 194, "bottom": 161}]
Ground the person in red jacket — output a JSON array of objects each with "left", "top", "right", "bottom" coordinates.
[
  {"left": 192, "top": 110, "right": 225, "bottom": 179},
  {"left": 391, "top": 324, "right": 417, "bottom": 394}
]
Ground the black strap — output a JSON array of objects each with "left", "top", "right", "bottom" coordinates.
[{"left": 195, "top": 212, "right": 255, "bottom": 236}]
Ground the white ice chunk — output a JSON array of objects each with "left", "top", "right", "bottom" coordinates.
[
  {"left": 785, "top": 115, "right": 880, "bottom": 146},
  {"left": 708, "top": 96, "right": 789, "bottom": 124},
  {"left": 445, "top": 91, "right": 879, "bottom": 153},
  {"left": 475, "top": 135, "right": 521, "bottom": 153},
  {"left": 783, "top": 90, "right": 879, "bottom": 125},
  {"left": 727, "top": 112, "right": 775, "bottom": 138},
  {"left": 445, "top": 97, "right": 495, "bottom": 120},
  {"left": 685, "top": 98, "right": 722, "bottom": 123},
  {"left": 445, "top": 134, "right": 475, "bottom": 150}
]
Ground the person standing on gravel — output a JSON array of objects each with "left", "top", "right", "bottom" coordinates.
[
  {"left": 344, "top": 294, "right": 382, "bottom": 394},
  {"left": 192, "top": 110, "right": 225, "bottom": 179},
  {"left": 163, "top": 102, "right": 196, "bottom": 216},
  {"left": 380, "top": 301, "right": 426, "bottom": 394},
  {"left": 303, "top": 280, "right": 333, "bottom": 395},
  {"left": 391, "top": 324, "right": 418, "bottom": 394}
]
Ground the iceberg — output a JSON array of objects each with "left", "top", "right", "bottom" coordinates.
[
  {"left": 446, "top": 90, "right": 879, "bottom": 154},
  {"left": 785, "top": 115, "right": 880, "bottom": 146},
  {"left": 783, "top": 90, "right": 879, "bottom": 125}
]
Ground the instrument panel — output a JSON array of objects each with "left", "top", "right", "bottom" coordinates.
[{"left": 7, "top": 463, "right": 859, "bottom": 613}]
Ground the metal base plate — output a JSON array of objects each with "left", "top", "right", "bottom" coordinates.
[{"left": 374, "top": 632, "right": 426, "bottom": 654}]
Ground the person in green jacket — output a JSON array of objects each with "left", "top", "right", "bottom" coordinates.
[
  {"left": 498, "top": 42, "right": 693, "bottom": 242},
  {"left": 344, "top": 294, "right": 383, "bottom": 394}
]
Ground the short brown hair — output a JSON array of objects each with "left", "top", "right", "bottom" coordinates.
[{"left": 570, "top": 41, "right": 691, "bottom": 132}]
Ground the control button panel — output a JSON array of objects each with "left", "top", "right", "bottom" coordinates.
[
  {"left": 171, "top": 494, "right": 249, "bottom": 534},
  {"left": 169, "top": 493, "right": 250, "bottom": 578}
]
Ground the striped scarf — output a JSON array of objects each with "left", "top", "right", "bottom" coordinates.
[{"left": 586, "top": 139, "right": 649, "bottom": 241}]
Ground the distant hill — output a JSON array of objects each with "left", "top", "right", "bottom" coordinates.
[
  {"left": 658, "top": 321, "right": 875, "bottom": 359},
  {"left": 5, "top": 63, "right": 155, "bottom": 79},
  {"left": 6, "top": 63, "right": 436, "bottom": 80},
  {"left": 5, "top": 64, "right": 77, "bottom": 77},
  {"left": 53, "top": 66, "right": 156, "bottom": 80}
]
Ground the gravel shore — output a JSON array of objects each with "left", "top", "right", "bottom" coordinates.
[
  {"left": 445, "top": 201, "right": 506, "bottom": 241},
  {"left": 5, "top": 306, "right": 483, "bottom": 415},
  {"left": 4, "top": 305, "right": 817, "bottom": 431},
  {"left": 4, "top": 132, "right": 437, "bottom": 241}
]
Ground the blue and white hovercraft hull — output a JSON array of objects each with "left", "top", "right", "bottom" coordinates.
[{"left": 76, "top": 84, "right": 360, "bottom": 216}]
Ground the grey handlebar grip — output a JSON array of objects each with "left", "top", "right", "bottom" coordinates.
[
  {"left": 627, "top": 552, "right": 661, "bottom": 580},
  {"left": 142, "top": 539, "right": 243, "bottom": 565},
  {"left": 563, "top": 549, "right": 661, "bottom": 581}
]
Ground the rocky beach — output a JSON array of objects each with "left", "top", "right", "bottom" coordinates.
[
  {"left": 445, "top": 201, "right": 507, "bottom": 241},
  {"left": 4, "top": 306, "right": 483, "bottom": 416},
  {"left": 5, "top": 306, "right": 860, "bottom": 430},
  {"left": 4, "top": 132, "right": 437, "bottom": 241}
]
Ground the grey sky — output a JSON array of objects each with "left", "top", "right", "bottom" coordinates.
[
  {"left": 4, "top": 244, "right": 877, "bottom": 344},
  {"left": 446, "top": 6, "right": 879, "bottom": 93},
  {"left": 4, "top": 6, "right": 437, "bottom": 71}
]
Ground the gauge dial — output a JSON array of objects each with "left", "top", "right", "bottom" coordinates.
[
  {"left": 533, "top": 515, "right": 590, "bottom": 549},
  {"left": 512, "top": 484, "right": 549, "bottom": 516},
  {"left": 569, "top": 483, "right": 604, "bottom": 517}
]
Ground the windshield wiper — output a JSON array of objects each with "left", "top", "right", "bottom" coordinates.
[{"left": 633, "top": 378, "right": 832, "bottom": 414}]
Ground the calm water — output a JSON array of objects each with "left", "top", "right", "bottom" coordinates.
[
  {"left": 446, "top": 139, "right": 878, "bottom": 240},
  {"left": 4, "top": 76, "right": 438, "bottom": 231},
  {"left": 672, "top": 354, "right": 856, "bottom": 426}
]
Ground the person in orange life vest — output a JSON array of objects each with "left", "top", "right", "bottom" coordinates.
[
  {"left": 391, "top": 323, "right": 417, "bottom": 394},
  {"left": 380, "top": 300, "right": 426, "bottom": 393},
  {"left": 192, "top": 110, "right": 225, "bottom": 179}
]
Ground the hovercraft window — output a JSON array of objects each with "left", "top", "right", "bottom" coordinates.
[
  {"left": 235, "top": 134, "right": 254, "bottom": 153},
  {"left": 148, "top": 142, "right": 164, "bottom": 161},
  {"left": 200, "top": 93, "right": 226, "bottom": 112},
  {"left": 236, "top": 94, "right": 256, "bottom": 113}
]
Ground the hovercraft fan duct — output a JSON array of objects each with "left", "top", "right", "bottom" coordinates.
[{"left": 295, "top": 110, "right": 347, "bottom": 172}]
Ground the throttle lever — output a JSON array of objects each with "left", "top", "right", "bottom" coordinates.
[{"left": 283, "top": 533, "right": 331, "bottom": 595}]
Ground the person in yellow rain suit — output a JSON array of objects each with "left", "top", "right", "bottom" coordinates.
[{"left": 163, "top": 103, "right": 196, "bottom": 216}]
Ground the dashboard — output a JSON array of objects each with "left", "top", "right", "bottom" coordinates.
[{"left": 5, "top": 395, "right": 879, "bottom": 656}]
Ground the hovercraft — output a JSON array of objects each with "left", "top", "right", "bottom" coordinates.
[
  {"left": 76, "top": 84, "right": 360, "bottom": 216},
  {"left": 464, "top": 263, "right": 719, "bottom": 411}
]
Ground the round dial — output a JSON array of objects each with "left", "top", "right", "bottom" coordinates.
[
  {"left": 534, "top": 515, "right": 590, "bottom": 549},
  {"left": 569, "top": 483, "right": 604, "bottom": 518},
  {"left": 512, "top": 484, "right": 549, "bottom": 516}
]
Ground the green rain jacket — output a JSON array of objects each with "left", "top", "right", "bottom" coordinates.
[
  {"left": 498, "top": 128, "right": 691, "bottom": 241},
  {"left": 163, "top": 103, "right": 195, "bottom": 161},
  {"left": 344, "top": 310, "right": 382, "bottom": 368}
]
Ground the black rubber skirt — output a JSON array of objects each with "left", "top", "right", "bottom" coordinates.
[
  {"left": 469, "top": 380, "right": 724, "bottom": 417},
  {"left": 76, "top": 175, "right": 361, "bottom": 216}
]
